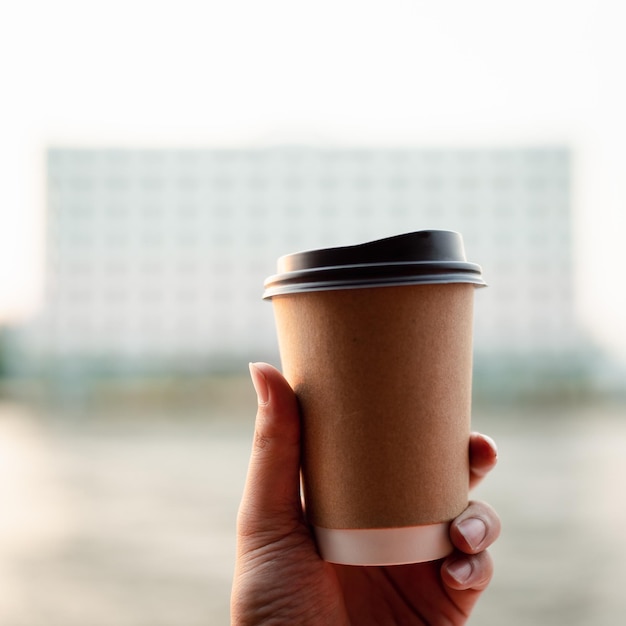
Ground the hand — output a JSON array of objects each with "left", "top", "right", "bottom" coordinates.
[{"left": 231, "top": 363, "right": 501, "bottom": 625}]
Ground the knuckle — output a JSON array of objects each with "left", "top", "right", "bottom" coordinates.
[{"left": 254, "top": 429, "right": 271, "bottom": 450}]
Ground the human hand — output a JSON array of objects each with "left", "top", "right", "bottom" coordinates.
[{"left": 231, "top": 362, "right": 501, "bottom": 625}]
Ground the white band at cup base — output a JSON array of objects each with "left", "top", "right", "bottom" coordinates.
[{"left": 313, "top": 522, "right": 453, "bottom": 566}]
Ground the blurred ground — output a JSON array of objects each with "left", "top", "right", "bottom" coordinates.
[{"left": 0, "top": 377, "right": 625, "bottom": 625}]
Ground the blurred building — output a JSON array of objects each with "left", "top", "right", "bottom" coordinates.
[{"left": 6, "top": 147, "right": 598, "bottom": 396}]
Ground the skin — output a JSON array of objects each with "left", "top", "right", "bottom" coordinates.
[{"left": 231, "top": 362, "right": 501, "bottom": 625}]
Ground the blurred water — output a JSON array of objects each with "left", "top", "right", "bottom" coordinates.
[
  {"left": 0, "top": 384, "right": 625, "bottom": 625},
  {"left": 471, "top": 403, "right": 626, "bottom": 625},
  {"left": 0, "top": 392, "right": 253, "bottom": 626}
]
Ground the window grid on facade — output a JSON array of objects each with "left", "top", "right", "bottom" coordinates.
[{"left": 14, "top": 146, "right": 584, "bottom": 375}]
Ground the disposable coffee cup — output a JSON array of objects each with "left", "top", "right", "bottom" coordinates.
[{"left": 263, "top": 230, "right": 485, "bottom": 566}]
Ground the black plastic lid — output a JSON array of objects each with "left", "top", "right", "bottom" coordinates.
[{"left": 263, "top": 230, "right": 486, "bottom": 299}]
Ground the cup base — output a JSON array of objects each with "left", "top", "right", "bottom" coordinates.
[{"left": 313, "top": 522, "right": 453, "bottom": 566}]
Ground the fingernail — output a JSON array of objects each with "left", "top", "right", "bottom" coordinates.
[
  {"left": 249, "top": 363, "right": 269, "bottom": 405},
  {"left": 447, "top": 558, "right": 473, "bottom": 584},
  {"left": 457, "top": 517, "right": 487, "bottom": 550}
]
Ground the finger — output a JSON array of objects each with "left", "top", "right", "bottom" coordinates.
[
  {"left": 469, "top": 432, "right": 498, "bottom": 490},
  {"left": 437, "top": 500, "right": 501, "bottom": 612},
  {"left": 450, "top": 500, "right": 501, "bottom": 555},
  {"left": 441, "top": 549, "right": 495, "bottom": 592},
  {"left": 237, "top": 363, "right": 303, "bottom": 540}
]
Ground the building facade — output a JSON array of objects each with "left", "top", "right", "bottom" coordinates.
[{"left": 10, "top": 147, "right": 594, "bottom": 394}]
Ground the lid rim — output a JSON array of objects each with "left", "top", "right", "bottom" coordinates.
[
  {"left": 264, "top": 280, "right": 486, "bottom": 300},
  {"left": 263, "top": 268, "right": 486, "bottom": 299}
]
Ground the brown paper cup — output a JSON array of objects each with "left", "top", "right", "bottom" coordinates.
[{"left": 263, "top": 231, "right": 484, "bottom": 566}]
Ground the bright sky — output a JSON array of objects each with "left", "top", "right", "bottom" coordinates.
[{"left": 1, "top": 0, "right": 625, "bottom": 358}]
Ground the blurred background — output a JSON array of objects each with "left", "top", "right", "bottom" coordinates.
[{"left": 1, "top": 1, "right": 625, "bottom": 624}]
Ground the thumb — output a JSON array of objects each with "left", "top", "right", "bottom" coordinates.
[{"left": 237, "top": 362, "right": 304, "bottom": 543}]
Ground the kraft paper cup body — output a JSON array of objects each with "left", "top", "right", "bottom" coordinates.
[{"left": 263, "top": 230, "right": 483, "bottom": 566}]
